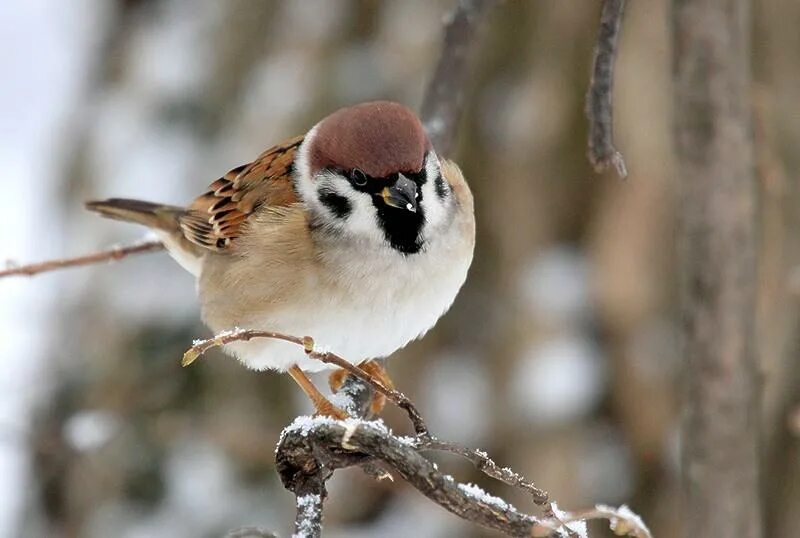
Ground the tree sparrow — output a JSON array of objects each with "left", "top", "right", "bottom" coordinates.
[{"left": 87, "top": 101, "right": 475, "bottom": 417}]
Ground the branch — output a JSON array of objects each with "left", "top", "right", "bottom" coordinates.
[
  {"left": 275, "top": 416, "right": 651, "bottom": 538},
  {"left": 420, "top": 0, "right": 500, "bottom": 157},
  {"left": 414, "top": 437, "right": 549, "bottom": 506},
  {"left": 183, "top": 329, "right": 428, "bottom": 436},
  {"left": 188, "top": 328, "right": 651, "bottom": 538},
  {"left": 585, "top": 0, "right": 627, "bottom": 178},
  {"left": 0, "top": 240, "right": 164, "bottom": 279}
]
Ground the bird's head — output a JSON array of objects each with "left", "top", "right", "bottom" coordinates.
[{"left": 294, "top": 101, "right": 453, "bottom": 255}]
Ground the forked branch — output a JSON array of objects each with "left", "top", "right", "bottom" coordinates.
[{"left": 186, "top": 329, "right": 651, "bottom": 538}]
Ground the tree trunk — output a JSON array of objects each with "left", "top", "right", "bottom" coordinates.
[{"left": 672, "top": 0, "right": 762, "bottom": 536}]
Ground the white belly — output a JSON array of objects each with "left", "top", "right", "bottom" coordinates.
[{"left": 219, "top": 234, "right": 473, "bottom": 373}]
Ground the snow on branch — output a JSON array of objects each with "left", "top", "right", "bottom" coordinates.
[{"left": 186, "top": 328, "right": 651, "bottom": 538}]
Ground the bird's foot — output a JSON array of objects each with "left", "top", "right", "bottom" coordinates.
[
  {"left": 313, "top": 398, "right": 349, "bottom": 420},
  {"left": 288, "top": 365, "right": 349, "bottom": 420},
  {"left": 329, "top": 360, "right": 395, "bottom": 416}
]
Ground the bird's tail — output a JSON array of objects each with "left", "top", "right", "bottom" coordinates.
[{"left": 85, "top": 198, "right": 185, "bottom": 232}]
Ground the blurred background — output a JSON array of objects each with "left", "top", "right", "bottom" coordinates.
[{"left": 0, "top": 0, "right": 797, "bottom": 536}]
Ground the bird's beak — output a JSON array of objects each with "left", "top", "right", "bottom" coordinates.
[{"left": 380, "top": 174, "right": 418, "bottom": 213}]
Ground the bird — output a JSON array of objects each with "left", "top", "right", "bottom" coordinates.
[{"left": 86, "top": 101, "right": 475, "bottom": 418}]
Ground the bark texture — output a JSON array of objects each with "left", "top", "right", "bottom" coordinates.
[{"left": 672, "top": 0, "right": 762, "bottom": 536}]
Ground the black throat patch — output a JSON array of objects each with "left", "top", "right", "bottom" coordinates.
[{"left": 373, "top": 200, "right": 425, "bottom": 254}]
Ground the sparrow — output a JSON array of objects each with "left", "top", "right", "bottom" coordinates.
[{"left": 87, "top": 101, "right": 475, "bottom": 418}]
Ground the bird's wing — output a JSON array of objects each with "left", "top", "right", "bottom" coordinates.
[{"left": 180, "top": 135, "right": 305, "bottom": 251}]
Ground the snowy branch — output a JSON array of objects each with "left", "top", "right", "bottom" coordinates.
[
  {"left": 275, "top": 415, "right": 651, "bottom": 538},
  {"left": 186, "top": 328, "right": 651, "bottom": 538},
  {"left": 586, "top": 0, "right": 627, "bottom": 178}
]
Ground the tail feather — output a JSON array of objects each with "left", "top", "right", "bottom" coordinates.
[
  {"left": 85, "top": 198, "right": 185, "bottom": 231},
  {"left": 86, "top": 198, "right": 204, "bottom": 276}
]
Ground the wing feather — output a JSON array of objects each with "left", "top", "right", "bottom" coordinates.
[{"left": 180, "top": 135, "right": 304, "bottom": 251}]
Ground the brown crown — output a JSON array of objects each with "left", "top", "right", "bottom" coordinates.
[{"left": 308, "top": 101, "right": 430, "bottom": 179}]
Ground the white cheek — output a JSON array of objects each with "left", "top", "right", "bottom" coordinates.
[
  {"left": 293, "top": 124, "right": 322, "bottom": 213},
  {"left": 342, "top": 190, "right": 382, "bottom": 239},
  {"left": 310, "top": 173, "right": 386, "bottom": 243}
]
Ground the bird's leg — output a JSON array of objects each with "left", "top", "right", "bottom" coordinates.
[
  {"left": 329, "top": 360, "right": 395, "bottom": 416},
  {"left": 288, "top": 365, "right": 348, "bottom": 420}
]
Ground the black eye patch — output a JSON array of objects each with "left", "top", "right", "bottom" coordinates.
[
  {"left": 318, "top": 188, "right": 351, "bottom": 219},
  {"left": 403, "top": 169, "right": 427, "bottom": 186}
]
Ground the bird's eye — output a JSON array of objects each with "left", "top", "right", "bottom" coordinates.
[{"left": 350, "top": 169, "right": 368, "bottom": 187}]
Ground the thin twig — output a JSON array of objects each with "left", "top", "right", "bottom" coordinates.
[
  {"left": 586, "top": 0, "right": 627, "bottom": 178},
  {"left": 183, "top": 329, "right": 429, "bottom": 436},
  {"left": 0, "top": 240, "right": 164, "bottom": 279},
  {"left": 415, "top": 436, "right": 550, "bottom": 506},
  {"left": 414, "top": 436, "right": 575, "bottom": 536},
  {"left": 421, "top": 0, "right": 500, "bottom": 157}
]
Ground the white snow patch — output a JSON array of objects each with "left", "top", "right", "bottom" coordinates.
[
  {"left": 293, "top": 494, "right": 322, "bottom": 538},
  {"left": 396, "top": 436, "right": 418, "bottom": 447},
  {"left": 277, "top": 415, "right": 390, "bottom": 452},
  {"left": 551, "top": 502, "right": 588, "bottom": 538},
  {"left": 456, "top": 483, "right": 512, "bottom": 512},
  {"left": 596, "top": 503, "right": 651, "bottom": 537}
]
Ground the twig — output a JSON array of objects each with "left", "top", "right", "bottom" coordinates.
[
  {"left": 421, "top": 0, "right": 500, "bottom": 157},
  {"left": 183, "top": 329, "right": 429, "bottom": 436},
  {"left": 415, "top": 436, "right": 549, "bottom": 505},
  {"left": 414, "top": 436, "right": 577, "bottom": 535},
  {"left": 0, "top": 240, "right": 164, "bottom": 279},
  {"left": 570, "top": 504, "right": 651, "bottom": 538},
  {"left": 585, "top": 0, "right": 627, "bottom": 178}
]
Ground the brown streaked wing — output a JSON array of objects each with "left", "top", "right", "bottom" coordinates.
[{"left": 180, "top": 135, "right": 304, "bottom": 251}]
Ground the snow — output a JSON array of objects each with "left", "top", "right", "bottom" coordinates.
[
  {"left": 595, "top": 504, "right": 651, "bottom": 537},
  {"left": 293, "top": 494, "right": 322, "bottom": 538},
  {"left": 277, "top": 415, "right": 391, "bottom": 453},
  {"left": 216, "top": 327, "right": 247, "bottom": 339},
  {"left": 396, "top": 436, "right": 418, "bottom": 447},
  {"left": 456, "top": 483, "right": 512, "bottom": 512},
  {"left": 551, "top": 502, "right": 588, "bottom": 538}
]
